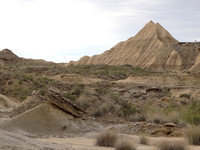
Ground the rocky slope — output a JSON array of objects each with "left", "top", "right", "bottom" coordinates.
[
  {"left": 0, "top": 49, "right": 54, "bottom": 66},
  {"left": 71, "top": 21, "right": 200, "bottom": 71},
  {"left": 0, "top": 49, "right": 21, "bottom": 65}
]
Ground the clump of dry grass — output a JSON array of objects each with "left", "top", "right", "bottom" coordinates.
[
  {"left": 140, "top": 135, "right": 148, "bottom": 145},
  {"left": 159, "top": 141, "right": 187, "bottom": 150},
  {"left": 93, "top": 102, "right": 112, "bottom": 117},
  {"left": 96, "top": 130, "right": 118, "bottom": 147},
  {"left": 185, "top": 126, "right": 200, "bottom": 145},
  {"left": 115, "top": 140, "right": 136, "bottom": 150}
]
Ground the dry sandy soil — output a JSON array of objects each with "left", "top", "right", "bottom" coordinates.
[{"left": 1, "top": 129, "right": 200, "bottom": 150}]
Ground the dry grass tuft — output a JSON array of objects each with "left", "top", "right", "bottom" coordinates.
[
  {"left": 140, "top": 135, "right": 148, "bottom": 145},
  {"left": 159, "top": 141, "right": 187, "bottom": 150},
  {"left": 96, "top": 130, "right": 118, "bottom": 147},
  {"left": 185, "top": 126, "right": 200, "bottom": 145},
  {"left": 115, "top": 140, "right": 136, "bottom": 150}
]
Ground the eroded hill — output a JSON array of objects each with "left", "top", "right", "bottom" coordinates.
[{"left": 71, "top": 21, "right": 200, "bottom": 72}]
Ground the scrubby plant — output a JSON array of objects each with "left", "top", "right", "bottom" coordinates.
[
  {"left": 115, "top": 140, "right": 136, "bottom": 150},
  {"left": 96, "top": 130, "right": 118, "bottom": 147},
  {"left": 120, "top": 102, "right": 137, "bottom": 117},
  {"left": 39, "top": 88, "right": 47, "bottom": 96},
  {"left": 183, "top": 100, "right": 200, "bottom": 125},
  {"left": 75, "top": 95, "right": 90, "bottom": 109},
  {"left": 159, "top": 141, "right": 187, "bottom": 150},
  {"left": 96, "top": 87, "right": 107, "bottom": 95},
  {"left": 93, "top": 102, "right": 111, "bottom": 117},
  {"left": 185, "top": 126, "right": 200, "bottom": 145},
  {"left": 63, "top": 92, "right": 77, "bottom": 101},
  {"left": 72, "top": 85, "right": 84, "bottom": 96}
]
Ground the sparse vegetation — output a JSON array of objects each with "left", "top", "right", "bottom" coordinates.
[
  {"left": 96, "top": 87, "right": 107, "bottom": 95},
  {"left": 159, "top": 141, "right": 187, "bottom": 150},
  {"left": 63, "top": 92, "right": 77, "bottom": 101},
  {"left": 93, "top": 102, "right": 112, "bottom": 117},
  {"left": 96, "top": 131, "right": 118, "bottom": 147},
  {"left": 185, "top": 126, "right": 200, "bottom": 145},
  {"left": 120, "top": 102, "right": 137, "bottom": 117},
  {"left": 75, "top": 95, "right": 90, "bottom": 109},
  {"left": 115, "top": 140, "right": 136, "bottom": 150},
  {"left": 182, "top": 101, "right": 200, "bottom": 125},
  {"left": 46, "top": 64, "right": 154, "bottom": 80}
]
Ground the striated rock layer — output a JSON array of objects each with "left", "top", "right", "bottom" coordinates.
[{"left": 71, "top": 21, "right": 200, "bottom": 71}]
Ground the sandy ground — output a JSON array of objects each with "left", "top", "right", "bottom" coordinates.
[{"left": 36, "top": 133, "right": 200, "bottom": 150}]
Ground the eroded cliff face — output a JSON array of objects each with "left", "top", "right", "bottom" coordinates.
[{"left": 71, "top": 21, "right": 200, "bottom": 72}]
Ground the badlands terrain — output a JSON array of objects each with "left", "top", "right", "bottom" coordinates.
[{"left": 0, "top": 21, "right": 200, "bottom": 149}]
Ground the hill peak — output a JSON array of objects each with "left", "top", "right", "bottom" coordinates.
[
  {"left": 132, "top": 21, "right": 178, "bottom": 44},
  {"left": 0, "top": 49, "right": 21, "bottom": 64}
]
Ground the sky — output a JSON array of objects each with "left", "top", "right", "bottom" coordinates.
[{"left": 0, "top": 0, "right": 199, "bottom": 63}]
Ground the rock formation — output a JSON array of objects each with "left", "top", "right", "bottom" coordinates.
[
  {"left": 71, "top": 21, "right": 200, "bottom": 71},
  {"left": 0, "top": 49, "right": 21, "bottom": 65}
]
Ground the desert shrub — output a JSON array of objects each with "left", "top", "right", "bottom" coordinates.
[
  {"left": 183, "top": 101, "right": 200, "bottom": 125},
  {"left": 96, "top": 87, "right": 107, "bottom": 95},
  {"left": 72, "top": 85, "right": 84, "bottom": 96},
  {"left": 159, "top": 141, "right": 187, "bottom": 150},
  {"left": 140, "top": 136, "right": 148, "bottom": 145},
  {"left": 96, "top": 131, "right": 118, "bottom": 147},
  {"left": 39, "top": 88, "right": 46, "bottom": 96},
  {"left": 115, "top": 140, "right": 136, "bottom": 150},
  {"left": 185, "top": 126, "right": 200, "bottom": 145},
  {"left": 120, "top": 102, "right": 137, "bottom": 117},
  {"left": 75, "top": 95, "right": 90, "bottom": 109},
  {"left": 111, "top": 94, "right": 122, "bottom": 103},
  {"left": 63, "top": 92, "right": 77, "bottom": 101},
  {"left": 93, "top": 102, "right": 111, "bottom": 117}
]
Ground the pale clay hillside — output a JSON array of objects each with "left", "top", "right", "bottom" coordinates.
[{"left": 71, "top": 21, "right": 200, "bottom": 72}]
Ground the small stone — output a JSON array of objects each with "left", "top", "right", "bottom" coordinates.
[
  {"left": 124, "top": 92, "right": 132, "bottom": 98},
  {"left": 164, "top": 122, "right": 177, "bottom": 127}
]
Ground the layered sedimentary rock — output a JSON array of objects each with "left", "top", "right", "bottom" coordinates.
[{"left": 71, "top": 21, "right": 200, "bottom": 71}]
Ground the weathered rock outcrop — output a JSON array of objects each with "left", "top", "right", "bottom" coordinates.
[
  {"left": 0, "top": 49, "right": 21, "bottom": 65},
  {"left": 71, "top": 21, "right": 200, "bottom": 71}
]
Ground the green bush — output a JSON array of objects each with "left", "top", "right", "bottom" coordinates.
[
  {"left": 72, "top": 85, "right": 83, "bottom": 96},
  {"left": 93, "top": 103, "right": 111, "bottom": 117},
  {"left": 63, "top": 92, "right": 77, "bottom": 101},
  {"left": 186, "top": 126, "right": 200, "bottom": 145},
  {"left": 39, "top": 88, "right": 47, "bottom": 96},
  {"left": 120, "top": 102, "right": 137, "bottom": 117},
  {"left": 183, "top": 101, "right": 200, "bottom": 125}
]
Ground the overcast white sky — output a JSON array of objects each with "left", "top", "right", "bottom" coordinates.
[{"left": 0, "top": 0, "right": 199, "bottom": 62}]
